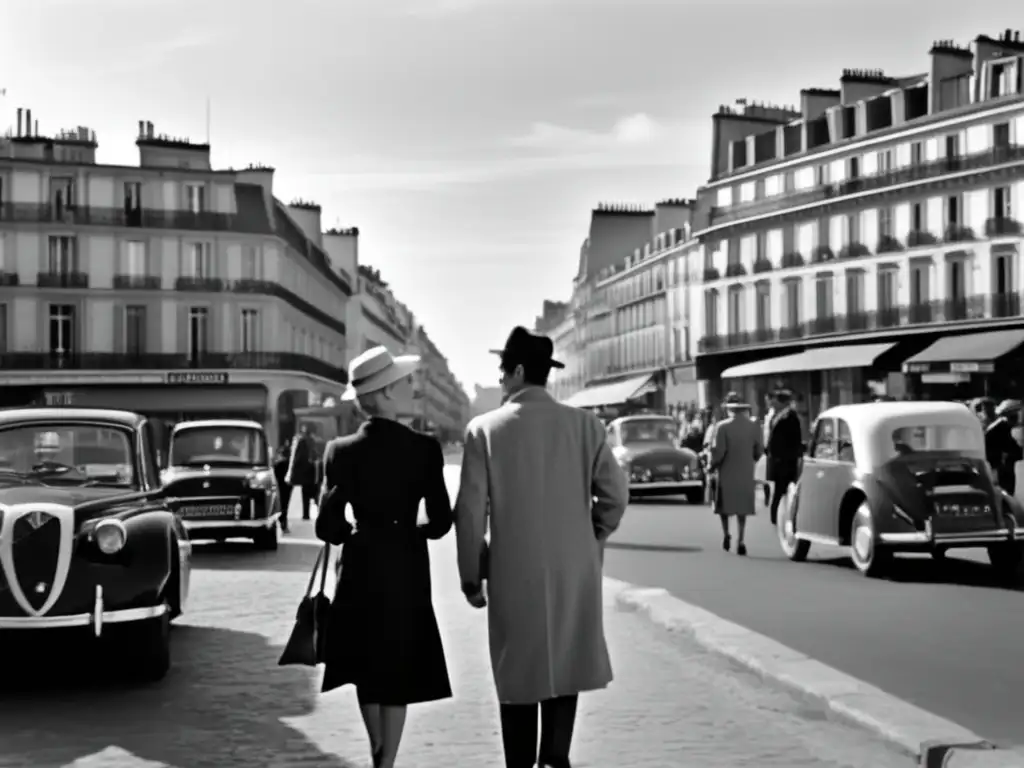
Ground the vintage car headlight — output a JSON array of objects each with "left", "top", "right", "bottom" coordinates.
[
  {"left": 94, "top": 519, "right": 127, "bottom": 554},
  {"left": 247, "top": 470, "right": 274, "bottom": 489}
]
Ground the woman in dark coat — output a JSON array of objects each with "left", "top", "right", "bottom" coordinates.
[{"left": 315, "top": 346, "right": 453, "bottom": 768}]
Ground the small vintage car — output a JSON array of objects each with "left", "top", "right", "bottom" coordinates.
[
  {"left": 161, "top": 419, "right": 281, "bottom": 550},
  {"left": 776, "top": 401, "right": 1024, "bottom": 579},
  {"left": 607, "top": 414, "right": 703, "bottom": 503},
  {"left": 0, "top": 408, "right": 191, "bottom": 680}
]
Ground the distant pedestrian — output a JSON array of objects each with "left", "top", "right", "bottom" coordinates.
[
  {"left": 975, "top": 398, "right": 1023, "bottom": 494},
  {"left": 455, "top": 326, "right": 628, "bottom": 768},
  {"left": 315, "top": 346, "right": 454, "bottom": 768},
  {"left": 766, "top": 389, "right": 803, "bottom": 526},
  {"left": 710, "top": 392, "right": 764, "bottom": 556},
  {"left": 761, "top": 394, "right": 775, "bottom": 506},
  {"left": 285, "top": 423, "right": 318, "bottom": 523},
  {"left": 273, "top": 441, "right": 291, "bottom": 532}
]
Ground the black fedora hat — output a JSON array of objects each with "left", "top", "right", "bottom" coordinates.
[{"left": 490, "top": 326, "right": 565, "bottom": 370}]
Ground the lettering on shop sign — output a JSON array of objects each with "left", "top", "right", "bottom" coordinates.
[
  {"left": 44, "top": 391, "right": 75, "bottom": 407},
  {"left": 904, "top": 363, "right": 931, "bottom": 373},
  {"left": 167, "top": 372, "right": 230, "bottom": 385}
]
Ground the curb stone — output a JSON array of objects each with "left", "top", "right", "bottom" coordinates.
[{"left": 606, "top": 577, "right": 1024, "bottom": 765}]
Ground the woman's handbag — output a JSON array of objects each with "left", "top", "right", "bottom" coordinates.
[{"left": 278, "top": 544, "right": 332, "bottom": 667}]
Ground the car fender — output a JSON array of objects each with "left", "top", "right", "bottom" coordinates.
[
  {"left": 118, "top": 508, "right": 179, "bottom": 596},
  {"left": 1000, "top": 490, "right": 1023, "bottom": 530}
]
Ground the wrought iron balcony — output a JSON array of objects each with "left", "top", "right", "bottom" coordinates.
[
  {"left": 985, "top": 217, "right": 1023, "bottom": 237},
  {"left": 838, "top": 242, "right": 870, "bottom": 260},
  {"left": 113, "top": 274, "right": 162, "bottom": 290},
  {"left": 697, "top": 292, "right": 1010, "bottom": 354},
  {"left": 876, "top": 235, "right": 903, "bottom": 254},
  {"left": 37, "top": 271, "right": 89, "bottom": 288},
  {"left": 781, "top": 252, "right": 804, "bottom": 268},
  {"left": 708, "top": 145, "right": 1024, "bottom": 227},
  {"left": 811, "top": 245, "right": 834, "bottom": 263},
  {"left": 0, "top": 202, "right": 235, "bottom": 231},
  {"left": 0, "top": 351, "right": 348, "bottom": 384},
  {"left": 725, "top": 263, "right": 746, "bottom": 277},
  {"left": 0, "top": 271, "right": 19, "bottom": 286},
  {"left": 943, "top": 224, "right": 976, "bottom": 243},
  {"left": 752, "top": 259, "right": 773, "bottom": 274},
  {"left": 175, "top": 276, "right": 226, "bottom": 292}
]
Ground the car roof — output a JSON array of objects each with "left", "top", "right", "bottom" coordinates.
[
  {"left": 172, "top": 419, "right": 264, "bottom": 432},
  {"left": 0, "top": 407, "right": 144, "bottom": 428},
  {"left": 820, "top": 401, "right": 972, "bottom": 425},
  {"left": 612, "top": 414, "right": 675, "bottom": 425}
]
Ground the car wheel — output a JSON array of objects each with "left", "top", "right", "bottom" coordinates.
[
  {"left": 254, "top": 525, "right": 279, "bottom": 551},
  {"left": 987, "top": 543, "right": 1024, "bottom": 584},
  {"left": 777, "top": 485, "right": 810, "bottom": 561},
  {"left": 132, "top": 606, "right": 171, "bottom": 682},
  {"left": 850, "top": 502, "right": 891, "bottom": 578}
]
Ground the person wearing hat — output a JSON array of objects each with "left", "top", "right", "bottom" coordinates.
[
  {"left": 765, "top": 388, "right": 803, "bottom": 527},
  {"left": 454, "top": 326, "right": 628, "bottom": 768},
  {"left": 710, "top": 392, "right": 764, "bottom": 555},
  {"left": 976, "top": 397, "right": 1023, "bottom": 494},
  {"left": 315, "top": 346, "right": 455, "bottom": 768}
]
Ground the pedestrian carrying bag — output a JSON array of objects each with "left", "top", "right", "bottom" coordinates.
[{"left": 278, "top": 544, "right": 332, "bottom": 667}]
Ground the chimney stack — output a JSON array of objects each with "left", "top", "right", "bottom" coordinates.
[
  {"left": 1016, "top": 30, "right": 1021, "bottom": 43},
  {"left": 138, "top": 120, "right": 145, "bottom": 137},
  {"left": 34, "top": 120, "right": 39, "bottom": 136},
  {"left": 146, "top": 121, "right": 154, "bottom": 138},
  {"left": 25, "top": 109, "right": 31, "bottom": 137},
  {"left": 16, "top": 108, "right": 22, "bottom": 137},
  {"left": 1005, "top": 28, "right": 1013, "bottom": 41}
]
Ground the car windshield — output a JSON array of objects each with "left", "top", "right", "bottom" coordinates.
[
  {"left": 887, "top": 422, "right": 985, "bottom": 459},
  {"left": 170, "top": 426, "right": 268, "bottom": 467},
  {"left": 0, "top": 423, "right": 136, "bottom": 487},
  {"left": 621, "top": 419, "right": 677, "bottom": 445}
]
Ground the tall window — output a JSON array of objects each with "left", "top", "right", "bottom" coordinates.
[
  {"left": 995, "top": 254, "right": 1013, "bottom": 296},
  {"left": 124, "top": 182, "right": 142, "bottom": 212},
  {"left": 186, "top": 243, "right": 212, "bottom": 278},
  {"left": 910, "top": 265, "right": 929, "bottom": 305},
  {"left": 994, "top": 122, "right": 1011, "bottom": 148},
  {"left": 945, "top": 133, "right": 961, "bottom": 159},
  {"left": 946, "top": 195, "right": 962, "bottom": 227},
  {"left": 993, "top": 186, "right": 1012, "bottom": 219},
  {"left": 878, "top": 269, "right": 898, "bottom": 310},
  {"left": 755, "top": 283, "right": 770, "bottom": 331},
  {"left": 124, "top": 305, "right": 146, "bottom": 356},
  {"left": 188, "top": 307, "right": 209, "bottom": 362},
  {"left": 121, "top": 241, "right": 146, "bottom": 276},
  {"left": 844, "top": 214, "right": 859, "bottom": 245},
  {"left": 912, "top": 202, "right": 925, "bottom": 231},
  {"left": 0, "top": 303, "right": 7, "bottom": 354},
  {"left": 948, "top": 261, "right": 966, "bottom": 301},
  {"left": 910, "top": 142, "right": 924, "bottom": 165},
  {"left": 846, "top": 271, "right": 864, "bottom": 314},
  {"left": 815, "top": 275, "right": 834, "bottom": 318},
  {"left": 704, "top": 290, "right": 718, "bottom": 336},
  {"left": 878, "top": 206, "right": 894, "bottom": 238},
  {"left": 877, "top": 149, "right": 893, "bottom": 173},
  {"left": 50, "top": 177, "right": 75, "bottom": 211},
  {"left": 241, "top": 247, "right": 259, "bottom": 280},
  {"left": 240, "top": 308, "right": 260, "bottom": 353},
  {"left": 48, "top": 304, "right": 76, "bottom": 355},
  {"left": 727, "top": 286, "right": 743, "bottom": 335},
  {"left": 784, "top": 280, "right": 801, "bottom": 327},
  {"left": 185, "top": 184, "right": 205, "bottom": 214},
  {"left": 48, "top": 236, "right": 77, "bottom": 274}
]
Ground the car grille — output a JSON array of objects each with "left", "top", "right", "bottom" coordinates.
[{"left": 11, "top": 514, "right": 61, "bottom": 611}]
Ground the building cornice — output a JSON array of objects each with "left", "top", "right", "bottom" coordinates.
[{"left": 597, "top": 239, "right": 697, "bottom": 288}]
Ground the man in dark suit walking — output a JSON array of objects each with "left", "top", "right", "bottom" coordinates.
[
  {"left": 766, "top": 389, "right": 803, "bottom": 526},
  {"left": 285, "top": 424, "right": 318, "bottom": 525}
]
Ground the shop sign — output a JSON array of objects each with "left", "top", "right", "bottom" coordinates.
[
  {"left": 167, "top": 372, "right": 230, "bottom": 385},
  {"left": 903, "top": 363, "right": 931, "bottom": 373},
  {"left": 949, "top": 362, "right": 992, "bottom": 373}
]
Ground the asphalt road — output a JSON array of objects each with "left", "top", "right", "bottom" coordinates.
[{"left": 603, "top": 494, "right": 1024, "bottom": 748}]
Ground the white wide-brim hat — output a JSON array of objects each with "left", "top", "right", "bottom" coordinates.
[{"left": 342, "top": 345, "right": 420, "bottom": 401}]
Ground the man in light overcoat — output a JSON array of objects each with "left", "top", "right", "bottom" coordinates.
[{"left": 454, "top": 326, "right": 629, "bottom": 768}]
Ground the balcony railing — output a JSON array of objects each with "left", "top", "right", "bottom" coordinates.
[
  {"left": 708, "top": 145, "right": 1024, "bottom": 227},
  {"left": 986, "top": 217, "right": 1023, "bottom": 236},
  {"left": 0, "top": 271, "right": 19, "bottom": 286},
  {"left": 943, "top": 224, "right": 976, "bottom": 243},
  {"left": 0, "top": 203, "right": 236, "bottom": 232},
  {"left": 37, "top": 271, "right": 89, "bottom": 288},
  {"left": 175, "top": 276, "right": 226, "bottom": 292},
  {"left": 113, "top": 274, "right": 161, "bottom": 290},
  {"left": 0, "top": 351, "right": 348, "bottom": 384},
  {"left": 697, "top": 293, "right": 1003, "bottom": 353}
]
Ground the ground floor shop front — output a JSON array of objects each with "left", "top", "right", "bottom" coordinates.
[{"left": 0, "top": 369, "right": 343, "bottom": 451}]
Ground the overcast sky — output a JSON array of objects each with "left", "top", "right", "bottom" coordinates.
[{"left": 1, "top": 0, "right": 1015, "bottom": 390}]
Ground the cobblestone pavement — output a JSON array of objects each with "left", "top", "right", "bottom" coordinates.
[{"left": 0, "top": 488, "right": 912, "bottom": 766}]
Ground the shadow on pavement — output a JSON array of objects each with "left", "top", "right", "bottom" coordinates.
[
  {"left": 0, "top": 625, "right": 358, "bottom": 767},
  {"left": 606, "top": 540, "right": 703, "bottom": 554},
  {"left": 190, "top": 539, "right": 320, "bottom": 573}
]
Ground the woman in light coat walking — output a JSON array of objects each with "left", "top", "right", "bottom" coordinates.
[{"left": 710, "top": 392, "right": 764, "bottom": 556}]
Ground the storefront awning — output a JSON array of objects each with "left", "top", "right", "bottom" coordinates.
[
  {"left": 563, "top": 374, "right": 656, "bottom": 409},
  {"left": 722, "top": 342, "right": 896, "bottom": 379},
  {"left": 902, "top": 329, "right": 1024, "bottom": 374}
]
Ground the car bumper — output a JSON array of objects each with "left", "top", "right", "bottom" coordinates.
[
  {"left": 0, "top": 585, "right": 167, "bottom": 634},
  {"left": 879, "top": 520, "right": 1024, "bottom": 547},
  {"left": 182, "top": 512, "right": 280, "bottom": 535},
  {"left": 629, "top": 480, "right": 703, "bottom": 492}
]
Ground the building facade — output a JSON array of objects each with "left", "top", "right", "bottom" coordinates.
[
  {"left": 691, "top": 32, "right": 1024, "bottom": 419},
  {"left": 561, "top": 200, "right": 700, "bottom": 414},
  {"left": 408, "top": 326, "right": 471, "bottom": 440},
  {"left": 0, "top": 111, "right": 354, "bottom": 447}
]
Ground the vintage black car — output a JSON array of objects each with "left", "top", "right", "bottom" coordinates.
[
  {"left": 0, "top": 408, "right": 191, "bottom": 681},
  {"left": 607, "top": 414, "right": 703, "bottom": 503},
  {"left": 776, "top": 401, "right": 1024, "bottom": 580},
  {"left": 162, "top": 419, "right": 281, "bottom": 550}
]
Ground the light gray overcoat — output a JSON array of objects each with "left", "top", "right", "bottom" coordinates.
[
  {"left": 454, "top": 386, "right": 628, "bottom": 705},
  {"left": 710, "top": 411, "right": 764, "bottom": 518}
]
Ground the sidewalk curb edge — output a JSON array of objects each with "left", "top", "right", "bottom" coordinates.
[{"left": 604, "top": 576, "right": 1019, "bottom": 765}]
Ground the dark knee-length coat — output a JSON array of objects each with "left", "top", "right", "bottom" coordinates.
[{"left": 314, "top": 417, "right": 453, "bottom": 705}]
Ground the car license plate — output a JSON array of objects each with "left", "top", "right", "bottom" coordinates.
[
  {"left": 935, "top": 502, "right": 987, "bottom": 518},
  {"left": 181, "top": 503, "right": 237, "bottom": 519}
]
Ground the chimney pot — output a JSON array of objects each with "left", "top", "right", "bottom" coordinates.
[
  {"left": 1006, "top": 28, "right": 1012, "bottom": 41},
  {"left": 138, "top": 120, "right": 145, "bottom": 137},
  {"left": 25, "top": 109, "right": 31, "bottom": 137},
  {"left": 1016, "top": 30, "right": 1021, "bottom": 42},
  {"left": 34, "top": 120, "right": 38, "bottom": 136},
  {"left": 16, "top": 108, "right": 22, "bottom": 138},
  {"left": 147, "top": 121, "right": 154, "bottom": 138}
]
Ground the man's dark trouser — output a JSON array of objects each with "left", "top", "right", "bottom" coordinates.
[
  {"left": 769, "top": 465, "right": 796, "bottom": 526},
  {"left": 278, "top": 482, "right": 293, "bottom": 527},
  {"left": 299, "top": 484, "right": 317, "bottom": 520},
  {"left": 499, "top": 694, "right": 578, "bottom": 768}
]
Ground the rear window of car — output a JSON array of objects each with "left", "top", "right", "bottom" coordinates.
[
  {"left": 621, "top": 419, "right": 677, "bottom": 444},
  {"left": 888, "top": 423, "right": 984, "bottom": 459}
]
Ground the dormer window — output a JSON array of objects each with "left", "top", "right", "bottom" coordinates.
[{"left": 987, "top": 58, "right": 1019, "bottom": 99}]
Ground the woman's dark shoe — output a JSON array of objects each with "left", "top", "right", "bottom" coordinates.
[
  {"left": 372, "top": 748, "right": 383, "bottom": 767},
  {"left": 737, "top": 543, "right": 747, "bottom": 556},
  {"left": 722, "top": 534, "right": 731, "bottom": 552}
]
